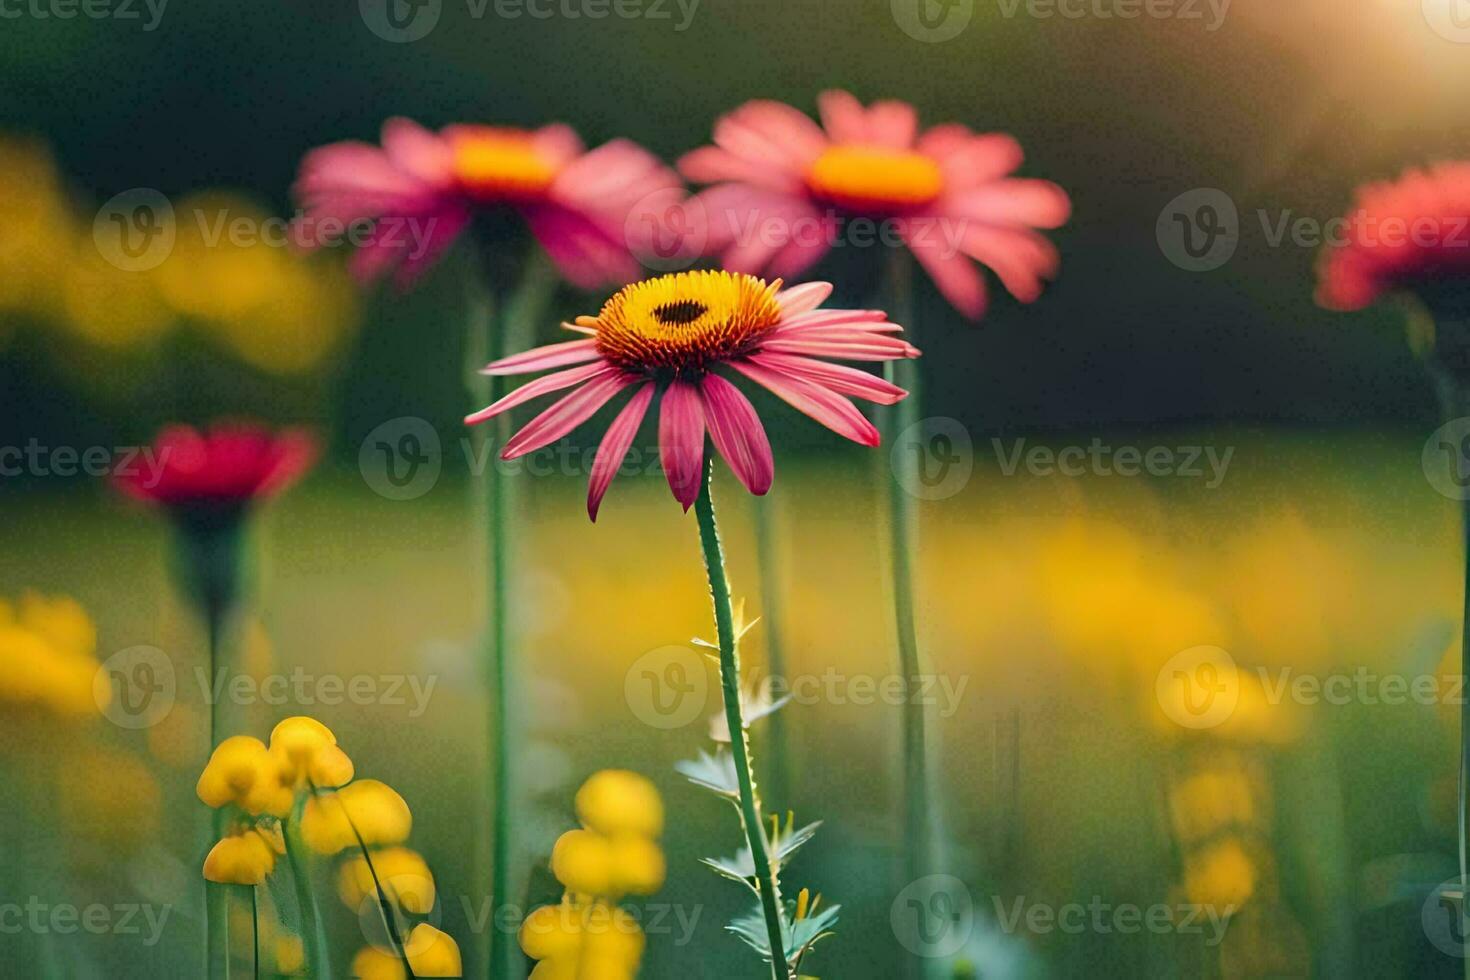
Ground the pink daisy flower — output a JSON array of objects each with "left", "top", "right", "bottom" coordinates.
[
  {"left": 465, "top": 270, "right": 918, "bottom": 520},
  {"left": 293, "top": 117, "right": 682, "bottom": 289},
  {"left": 678, "top": 90, "right": 1071, "bottom": 320},
  {"left": 114, "top": 422, "right": 317, "bottom": 514}
]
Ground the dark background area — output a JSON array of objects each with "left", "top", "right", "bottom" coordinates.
[{"left": 3, "top": 0, "right": 1467, "bottom": 459}]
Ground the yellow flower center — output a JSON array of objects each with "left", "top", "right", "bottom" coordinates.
[
  {"left": 805, "top": 145, "right": 944, "bottom": 212},
  {"left": 590, "top": 271, "right": 784, "bottom": 376},
  {"left": 450, "top": 128, "right": 559, "bottom": 202}
]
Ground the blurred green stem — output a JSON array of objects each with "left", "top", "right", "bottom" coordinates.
[
  {"left": 467, "top": 246, "right": 557, "bottom": 980},
  {"left": 752, "top": 493, "right": 792, "bottom": 808},
  {"left": 284, "top": 796, "right": 332, "bottom": 980},
  {"left": 880, "top": 250, "right": 945, "bottom": 980},
  {"left": 206, "top": 602, "right": 228, "bottom": 980},
  {"left": 695, "top": 461, "right": 790, "bottom": 980},
  {"left": 250, "top": 885, "right": 259, "bottom": 980}
]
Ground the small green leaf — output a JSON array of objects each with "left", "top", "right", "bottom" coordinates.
[{"left": 675, "top": 747, "right": 739, "bottom": 798}]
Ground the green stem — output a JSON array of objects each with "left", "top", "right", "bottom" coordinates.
[
  {"left": 251, "top": 885, "right": 259, "bottom": 980},
  {"left": 284, "top": 797, "right": 332, "bottom": 980},
  {"left": 752, "top": 493, "right": 792, "bottom": 809},
  {"left": 468, "top": 247, "right": 558, "bottom": 980},
  {"left": 694, "top": 461, "right": 791, "bottom": 980},
  {"left": 206, "top": 612, "right": 228, "bottom": 980},
  {"left": 324, "top": 786, "right": 416, "bottom": 979},
  {"left": 879, "top": 250, "right": 944, "bottom": 980}
]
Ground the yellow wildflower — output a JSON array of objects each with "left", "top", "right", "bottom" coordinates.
[
  {"left": 203, "top": 829, "right": 278, "bottom": 885},
  {"left": 607, "top": 835, "right": 665, "bottom": 896},
  {"left": 301, "top": 779, "right": 412, "bottom": 855},
  {"left": 575, "top": 770, "right": 664, "bottom": 839},
  {"left": 550, "top": 830, "right": 615, "bottom": 898},
  {"left": 336, "top": 847, "right": 435, "bottom": 914},
  {"left": 196, "top": 736, "right": 293, "bottom": 817},
  {"left": 269, "top": 716, "right": 355, "bottom": 789},
  {"left": 404, "top": 923, "right": 462, "bottom": 977}
]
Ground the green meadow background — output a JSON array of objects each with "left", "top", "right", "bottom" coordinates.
[{"left": 5, "top": 1, "right": 1470, "bottom": 977}]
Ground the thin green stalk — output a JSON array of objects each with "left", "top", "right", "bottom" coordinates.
[
  {"left": 284, "top": 796, "right": 332, "bottom": 980},
  {"left": 467, "top": 247, "right": 558, "bottom": 980},
  {"left": 206, "top": 611, "right": 228, "bottom": 980},
  {"left": 752, "top": 493, "right": 792, "bottom": 808},
  {"left": 879, "top": 250, "right": 944, "bottom": 980},
  {"left": 1460, "top": 473, "right": 1470, "bottom": 980},
  {"left": 324, "top": 786, "right": 416, "bottom": 979},
  {"left": 694, "top": 461, "right": 791, "bottom": 980},
  {"left": 251, "top": 886, "right": 259, "bottom": 980}
]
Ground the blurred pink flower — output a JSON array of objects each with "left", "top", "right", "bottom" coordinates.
[
  {"left": 293, "top": 118, "right": 682, "bottom": 290},
  {"left": 465, "top": 271, "right": 917, "bottom": 520},
  {"left": 115, "top": 422, "right": 317, "bottom": 513},
  {"left": 679, "top": 91, "right": 1071, "bottom": 320},
  {"left": 1316, "top": 162, "right": 1470, "bottom": 312}
]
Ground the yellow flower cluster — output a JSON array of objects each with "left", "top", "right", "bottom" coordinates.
[
  {"left": 0, "top": 592, "right": 103, "bottom": 720},
  {"left": 351, "top": 924, "right": 462, "bottom": 979},
  {"left": 197, "top": 715, "right": 366, "bottom": 884},
  {"left": 0, "top": 137, "right": 357, "bottom": 376},
  {"left": 522, "top": 770, "right": 665, "bottom": 980}
]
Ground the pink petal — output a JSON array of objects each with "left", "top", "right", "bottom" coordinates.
[
  {"left": 588, "top": 383, "right": 655, "bottom": 521},
  {"left": 714, "top": 100, "right": 825, "bottom": 173},
  {"left": 465, "top": 362, "right": 614, "bottom": 426},
  {"left": 773, "top": 281, "right": 833, "bottom": 317},
  {"left": 817, "top": 89, "right": 870, "bottom": 144},
  {"left": 864, "top": 100, "right": 919, "bottom": 149},
  {"left": 926, "top": 133, "right": 1025, "bottom": 189},
  {"left": 728, "top": 359, "right": 879, "bottom": 446},
  {"left": 700, "top": 374, "right": 774, "bottom": 496},
  {"left": 960, "top": 226, "right": 1060, "bottom": 303},
  {"left": 482, "top": 338, "right": 602, "bottom": 377},
  {"left": 774, "top": 309, "right": 891, "bottom": 332},
  {"left": 945, "top": 179, "right": 1071, "bottom": 229},
  {"left": 904, "top": 227, "right": 987, "bottom": 320},
  {"left": 380, "top": 117, "right": 454, "bottom": 185},
  {"left": 392, "top": 207, "right": 471, "bottom": 289},
  {"left": 533, "top": 123, "right": 586, "bottom": 168},
  {"left": 678, "top": 146, "right": 805, "bottom": 195},
  {"left": 524, "top": 203, "right": 641, "bottom": 290},
  {"left": 501, "top": 372, "right": 635, "bottom": 459},
  {"left": 759, "top": 336, "right": 919, "bottom": 361},
  {"left": 747, "top": 352, "right": 907, "bottom": 404},
  {"left": 659, "top": 381, "right": 707, "bottom": 511}
]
